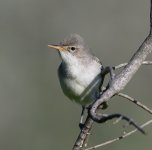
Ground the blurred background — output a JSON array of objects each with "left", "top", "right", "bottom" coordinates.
[{"left": 0, "top": 0, "right": 152, "bottom": 150}]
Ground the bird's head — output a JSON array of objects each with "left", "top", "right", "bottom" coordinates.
[{"left": 48, "top": 34, "right": 91, "bottom": 65}]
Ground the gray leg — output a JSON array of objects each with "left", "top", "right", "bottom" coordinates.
[{"left": 79, "top": 106, "right": 85, "bottom": 129}]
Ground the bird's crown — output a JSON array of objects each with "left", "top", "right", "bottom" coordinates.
[{"left": 60, "top": 34, "right": 85, "bottom": 47}]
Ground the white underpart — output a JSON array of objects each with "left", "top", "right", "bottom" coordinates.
[{"left": 58, "top": 51, "right": 102, "bottom": 106}]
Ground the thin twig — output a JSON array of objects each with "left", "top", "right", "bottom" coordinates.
[
  {"left": 85, "top": 119, "right": 152, "bottom": 150},
  {"left": 117, "top": 93, "right": 152, "bottom": 114},
  {"left": 114, "top": 61, "right": 152, "bottom": 70}
]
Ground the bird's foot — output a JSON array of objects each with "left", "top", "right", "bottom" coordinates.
[{"left": 79, "top": 123, "right": 85, "bottom": 130}]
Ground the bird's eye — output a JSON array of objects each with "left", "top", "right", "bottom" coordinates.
[{"left": 70, "top": 47, "right": 76, "bottom": 51}]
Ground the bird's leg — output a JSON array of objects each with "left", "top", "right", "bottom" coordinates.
[
  {"left": 101, "top": 66, "right": 115, "bottom": 80},
  {"left": 79, "top": 106, "right": 85, "bottom": 130},
  {"left": 107, "top": 66, "right": 115, "bottom": 87}
]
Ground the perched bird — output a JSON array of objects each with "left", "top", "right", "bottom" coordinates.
[
  {"left": 48, "top": 34, "right": 145, "bottom": 134},
  {"left": 48, "top": 34, "right": 104, "bottom": 126}
]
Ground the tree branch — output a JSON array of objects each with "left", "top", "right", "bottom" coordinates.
[
  {"left": 73, "top": 1, "right": 152, "bottom": 149},
  {"left": 114, "top": 60, "right": 152, "bottom": 69},
  {"left": 85, "top": 119, "right": 152, "bottom": 150},
  {"left": 117, "top": 93, "right": 152, "bottom": 114},
  {"left": 89, "top": 0, "right": 152, "bottom": 128},
  {"left": 73, "top": 116, "right": 94, "bottom": 150}
]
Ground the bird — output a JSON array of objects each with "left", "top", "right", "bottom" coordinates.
[
  {"left": 48, "top": 34, "right": 104, "bottom": 127},
  {"left": 47, "top": 34, "right": 145, "bottom": 134}
]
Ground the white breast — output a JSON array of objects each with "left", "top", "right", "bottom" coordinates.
[{"left": 58, "top": 59, "right": 102, "bottom": 106}]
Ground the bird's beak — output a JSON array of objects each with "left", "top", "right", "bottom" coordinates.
[{"left": 48, "top": 44, "right": 65, "bottom": 51}]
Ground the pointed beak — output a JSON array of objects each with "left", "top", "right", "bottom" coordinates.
[{"left": 48, "top": 44, "right": 65, "bottom": 51}]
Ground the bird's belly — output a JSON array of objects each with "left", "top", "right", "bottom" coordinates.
[{"left": 59, "top": 75, "right": 101, "bottom": 106}]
